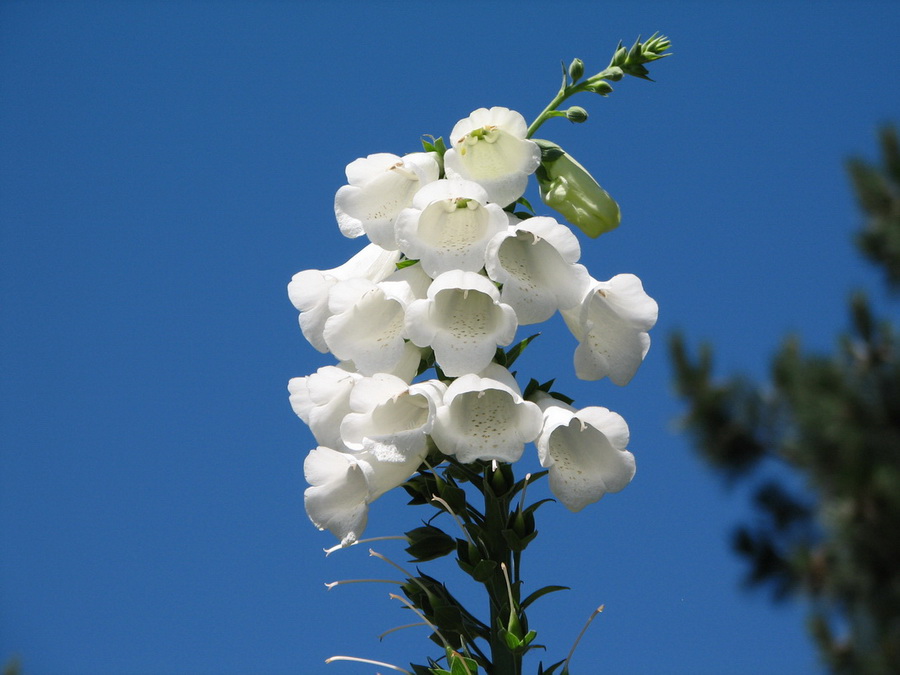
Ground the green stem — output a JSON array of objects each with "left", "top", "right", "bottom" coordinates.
[
  {"left": 482, "top": 463, "right": 520, "bottom": 675},
  {"left": 526, "top": 67, "right": 619, "bottom": 139}
]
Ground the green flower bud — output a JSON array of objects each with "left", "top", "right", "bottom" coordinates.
[
  {"left": 534, "top": 139, "right": 621, "bottom": 238},
  {"left": 584, "top": 80, "right": 614, "bottom": 96},
  {"left": 404, "top": 525, "right": 457, "bottom": 562},
  {"left": 568, "top": 58, "right": 584, "bottom": 82},
  {"left": 565, "top": 106, "right": 588, "bottom": 123},
  {"left": 605, "top": 66, "right": 624, "bottom": 82}
]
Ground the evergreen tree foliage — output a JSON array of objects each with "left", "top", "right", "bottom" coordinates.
[{"left": 670, "top": 127, "right": 900, "bottom": 674}]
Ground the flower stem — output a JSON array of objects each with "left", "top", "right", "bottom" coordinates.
[
  {"left": 526, "top": 67, "right": 619, "bottom": 139},
  {"left": 481, "top": 462, "right": 520, "bottom": 675}
]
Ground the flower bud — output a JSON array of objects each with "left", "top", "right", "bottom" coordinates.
[
  {"left": 568, "top": 58, "right": 584, "bottom": 82},
  {"left": 534, "top": 140, "right": 621, "bottom": 238},
  {"left": 584, "top": 81, "right": 614, "bottom": 96},
  {"left": 605, "top": 66, "right": 624, "bottom": 81},
  {"left": 565, "top": 106, "right": 588, "bottom": 123},
  {"left": 405, "top": 525, "right": 457, "bottom": 562}
]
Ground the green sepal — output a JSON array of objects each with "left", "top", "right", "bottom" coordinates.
[
  {"left": 446, "top": 650, "right": 480, "bottom": 675},
  {"left": 502, "top": 527, "right": 539, "bottom": 553},
  {"left": 396, "top": 258, "right": 420, "bottom": 270},
  {"left": 516, "top": 196, "right": 536, "bottom": 214},
  {"left": 472, "top": 559, "right": 498, "bottom": 583},
  {"left": 421, "top": 135, "right": 448, "bottom": 158}
]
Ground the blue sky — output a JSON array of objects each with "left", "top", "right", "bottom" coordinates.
[{"left": 2, "top": 2, "right": 898, "bottom": 674}]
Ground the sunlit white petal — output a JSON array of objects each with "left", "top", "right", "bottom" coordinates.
[
  {"left": 533, "top": 394, "right": 635, "bottom": 512},
  {"left": 562, "top": 274, "right": 658, "bottom": 385},
  {"left": 395, "top": 179, "right": 507, "bottom": 277},
  {"left": 431, "top": 371, "right": 542, "bottom": 463},
  {"left": 288, "top": 244, "right": 401, "bottom": 352},
  {"left": 405, "top": 270, "right": 517, "bottom": 377},
  {"left": 443, "top": 107, "right": 541, "bottom": 207},
  {"left": 485, "top": 216, "right": 591, "bottom": 324},
  {"left": 335, "top": 152, "right": 440, "bottom": 247},
  {"left": 289, "top": 366, "right": 361, "bottom": 451}
]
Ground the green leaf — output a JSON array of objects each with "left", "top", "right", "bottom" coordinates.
[
  {"left": 521, "top": 584, "right": 570, "bottom": 610},
  {"left": 504, "top": 333, "right": 541, "bottom": 368},
  {"left": 538, "top": 658, "right": 567, "bottom": 675}
]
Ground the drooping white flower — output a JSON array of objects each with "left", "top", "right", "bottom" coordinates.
[
  {"left": 304, "top": 443, "right": 425, "bottom": 546},
  {"left": 562, "top": 273, "right": 658, "bottom": 385},
  {"left": 340, "top": 373, "right": 446, "bottom": 461},
  {"left": 533, "top": 393, "right": 635, "bottom": 512},
  {"left": 334, "top": 152, "right": 440, "bottom": 248},
  {"left": 484, "top": 215, "right": 591, "bottom": 325},
  {"left": 288, "top": 244, "right": 401, "bottom": 353},
  {"left": 289, "top": 366, "right": 361, "bottom": 452},
  {"left": 443, "top": 107, "right": 541, "bottom": 207},
  {"left": 405, "top": 270, "right": 517, "bottom": 377},
  {"left": 337, "top": 340, "right": 423, "bottom": 385},
  {"left": 322, "top": 263, "right": 431, "bottom": 376},
  {"left": 430, "top": 365, "right": 542, "bottom": 463},
  {"left": 395, "top": 179, "right": 507, "bottom": 278}
]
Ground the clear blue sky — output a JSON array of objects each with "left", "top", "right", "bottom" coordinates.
[{"left": 2, "top": 2, "right": 898, "bottom": 674}]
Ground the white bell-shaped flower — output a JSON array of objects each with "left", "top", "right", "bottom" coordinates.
[
  {"left": 323, "top": 280, "right": 407, "bottom": 375},
  {"left": 443, "top": 107, "right": 541, "bottom": 207},
  {"left": 395, "top": 179, "right": 508, "bottom": 278},
  {"left": 562, "top": 273, "right": 658, "bottom": 385},
  {"left": 533, "top": 392, "right": 635, "bottom": 512},
  {"left": 304, "top": 443, "right": 425, "bottom": 546},
  {"left": 405, "top": 270, "right": 517, "bottom": 377},
  {"left": 337, "top": 340, "right": 423, "bottom": 385},
  {"left": 289, "top": 366, "right": 362, "bottom": 452},
  {"left": 323, "top": 263, "right": 431, "bottom": 375},
  {"left": 431, "top": 365, "right": 542, "bottom": 463},
  {"left": 485, "top": 215, "right": 591, "bottom": 325},
  {"left": 334, "top": 152, "right": 440, "bottom": 248},
  {"left": 340, "top": 373, "right": 446, "bottom": 460},
  {"left": 288, "top": 244, "right": 400, "bottom": 353}
]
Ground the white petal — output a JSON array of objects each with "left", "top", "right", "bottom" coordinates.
[
  {"left": 396, "top": 179, "right": 507, "bottom": 277},
  {"left": 289, "top": 367, "right": 360, "bottom": 451},
  {"left": 444, "top": 108, "right": 540, "bottom": 206},
  {"left": 323, "top": 280, "right": 409, "bottom": 376},
  {"left": 335, "top": 153, "right": 441, "bottom": 246},
  {"left": 288, "top": 244, "right": 401, "bottom": 352},
  {"left": 431, "top": 374, "right": 542, "bottom": 463},
  {"left": 567, "top": 274, "right": 658, "bottom": 385},
  {"left": 303, "top": 447, "right": 369, "bottom": 545},
  {"left": 485, "top": 216, "right": 590, "bottom": 324},
  {"left": 535, "top": 400, "right": 635, "bottom": 512},
  {"left": 406, "top": 271, "right": 517, "bottom": 377}
]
